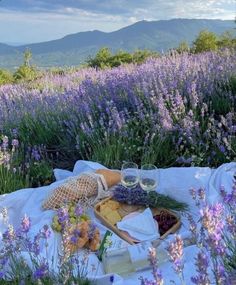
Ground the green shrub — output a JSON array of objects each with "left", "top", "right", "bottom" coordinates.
[
  {"left": 0, "top": 69, "right": 14, "bottom": 85},
  {"left": 13, "top": 65, "right": 38, "bottom": 82},
  {"left": 132, "top": 49, "right": 158, "bottom": 63},
  {"left": 13, "top": 49, "right": 40, "bottom": 82},
  {"left": 193, "top": 30, "right": 218, "bottom": 53},
  {"left": 175, "top": 41, "right": 190, "bottom": 53},
  {"left": 87, "top": 47, "right": 158, "bottom": 69},
  {"left": 217, "top": 31, "right": 236, "bottom": 49}
]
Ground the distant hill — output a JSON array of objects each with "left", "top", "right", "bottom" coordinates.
[
  {"left": 0, "top": 18, "right": 235, "bottom": 69},
  {"left": 0, "top": 43, "right": 15, "bottom": 54}
]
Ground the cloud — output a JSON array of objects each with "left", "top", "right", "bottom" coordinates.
[
  {"left": 1, "top": 0, "right": 234, "bottom": 18},
  {"left": 0, "top": 0, "right": 234, "bottom": 43},
  {"left": 0, "top": 8, "right": 129, "bottom": 43}
]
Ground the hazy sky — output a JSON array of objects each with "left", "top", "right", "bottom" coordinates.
[{"left": 0, "top": 0, "right": 235, "bottom": 44}]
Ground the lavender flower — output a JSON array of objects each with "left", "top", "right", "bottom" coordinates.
[
  {"left": 69, "top": 236, "right": 77, "bottom": 245},
  {"left": 31, "top": 147, "right": 41, "bottom": 161},
  {"left": 2, "top": 224, "right": 16, "bottom": 242},
  {"left": 148, "top": 247, "right": 164, "bottom": 285},
  {"left": 21, "top": 214, "right": 31, "bottom": 233},
  {"left": 41, "top": 224, "right": 51, "bottom": 239},
  {"left": 1, "top": 136, "right": 9, "bottom": 150},
  {"left": 189, "top": 188, "right": 197, "bottom": 200},
  {"left": 167, "top": 234, "right": 185, "bottom": 282},
  {"left": 112, "top": 184, "right": 187, "bottom": 210},
  {"left": 57, "top": 207, "right": 69, "bottom": 225},
  {"left": 74, "top": 204, "right": 83, "bottom": 217},
  {"left": 215, "top": 264, "right": 227, "bottom": 284},
  {"left": 11, "top": 139, "right": 19, "bottom": 148},
  {"left": 200, "top": 203, "right": 226, "bottom": 255},
  {"left": 226, "top": 215, "right": 236, "bottom": 237},
  {"left": 191, "top": 251, "right": 210, "bottom": 285},
  {"left": 220, "top": 183, "right": 236, "bottom": 210},
  {"left": 197, "top": 188, "right": 205, "bottom": 201},
  {"left": 88, "top": 222, "right": 97, "bottom": 240},
  {"left": 139, "top": 247, "right": 163, "bottom": 285},
  {"left": 70, "top": 228, "right": 81, "bottom": 244},
  {"left": 33, "top": 259, "right": 49, "bottom": 280}
]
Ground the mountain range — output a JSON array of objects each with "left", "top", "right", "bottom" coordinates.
[{"left": 0, "top": 18, "right": 234, "bottom": 70}]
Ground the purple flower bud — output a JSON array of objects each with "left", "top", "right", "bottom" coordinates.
[
  {"left": 31, "top": 147, "right": 41, "bottom": 161},
  {"left": 11, "top": 139, "right": 19, "bottom": 147},
  {"left": 57, "top": 207, "right": 69, "bottom": 224},
  {"left": 41, "top": 225, "right": 51, "bottom": 239},
  {"left": 75, "top": 204, "right": 83, "bottom": 217},
  {"left": 1, "top": 136, "right": 9, "bottom": 150},
  {"left": 21, "top": 215, "right": 31, "bottom": 233},
  {"left": 33, "top": 259, "right": 49, "bottom": 280},
  {"left": 3, "top": 225, "right": 15, "bottom": 241},
  {"left": 167, "top": 235, "right": 184, "bottom": 274},
  {"left": 70, "top": 235, "right": 78, "bottom": 244},
  {"left": 219, "top": 145, "right": 226, "bottom": 154}
]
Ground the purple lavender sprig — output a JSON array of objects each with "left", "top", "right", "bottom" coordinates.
[
  {"left": 112, "top": 184, "right": 188, "bottom": 211},
  {"left": 191, "top": 251, "right": 211, "bottom": 285},
  {"left": 33, "top": 259, "right": 49, "bottom": 280},
  {"left": 200, "top": 203, "right": 226, "bottom": 256},
  {"left": 167, "top": 235, "right": 185, "bottom": 284},
  {"left": 139, "top": 247, "right": 164, "bottom": 285}
]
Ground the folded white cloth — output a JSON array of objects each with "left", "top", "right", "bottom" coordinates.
[{"left": 116, "top": 208, "right": 160, "bottom": 241}]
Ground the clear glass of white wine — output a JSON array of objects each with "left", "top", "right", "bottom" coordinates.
[
  {"left": 140, "top": 164, "right": 158, "bottom": 192},
  {"left": 121, "top": 162, "right": 139, "bottom": 188},
  {"left": 121, "top": 162, "right": 139, "bottom": 204}
]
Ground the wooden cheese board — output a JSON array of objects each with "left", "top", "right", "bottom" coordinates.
[{"left": 94, "top": 197, "right": 181, "bottom": 244}]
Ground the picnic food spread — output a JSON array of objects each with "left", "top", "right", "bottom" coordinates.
[{"left": 48, "top": 167, "right": 183, "bottom": 260}]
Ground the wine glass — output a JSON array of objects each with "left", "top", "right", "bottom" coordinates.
[
  {"left": 140, "top": 164, "right": 158, "bottom": 192},
  {"left": 121, "top": 162, "right": 139, "bottom": 189},
  {"left": 121, "top": 162, "right": 139, "bottom": 206}
]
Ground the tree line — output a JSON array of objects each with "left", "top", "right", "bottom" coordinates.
[{"left": 87, "top": 30, "right": 236, "bottom": 69}]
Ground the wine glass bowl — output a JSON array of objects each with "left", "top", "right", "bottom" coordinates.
[
  {"left": 140, "top": 164, "right": 158, "bottom": 192},
  {"left": 121, "top": 162, "right": 139, "bottom": 189},
  {"left": 121, "top": 162, "right": 139, "bottom": 206}
]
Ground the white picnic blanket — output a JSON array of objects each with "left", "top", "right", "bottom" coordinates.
[{"left": 0, "top": 160, "right": 235, "bottom": 285}]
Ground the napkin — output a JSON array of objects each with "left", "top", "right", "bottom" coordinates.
[{"left": 117, "top": 208, "right": 160, "bottom": 241}]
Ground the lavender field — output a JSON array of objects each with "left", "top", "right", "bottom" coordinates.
[
  {"left": 0, "top": 49, "right": 236, "bottom": 185},
  {"left": 0, "top": 49, "right": 236, "bottom": 284}
]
